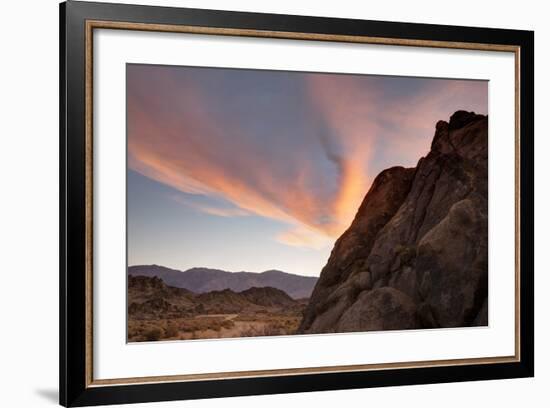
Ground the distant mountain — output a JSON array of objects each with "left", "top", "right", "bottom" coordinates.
[{"left": 128, "top": 265, "right": 318, "bottom": 299}]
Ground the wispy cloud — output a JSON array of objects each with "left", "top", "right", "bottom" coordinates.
[
  {"left": 170, "top": 194, "right": 251, "bottom": 218},
  {"left": 276, "top": 226, "right": 334, "bottom": 250}
]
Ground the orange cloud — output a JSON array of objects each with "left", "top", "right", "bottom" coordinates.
[
  {"left": 305, "top": 74, "right": 381, "bottom": 232},
  {"left": 127, "top": 69, "right": 352, "bottom": 248},
  {"left": 276, "top": 225, "right": 334, "bottom": 250}
]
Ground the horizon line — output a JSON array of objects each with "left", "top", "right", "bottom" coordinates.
[{"left": 127, "top": 264, "right": 319, "bottom": 278}]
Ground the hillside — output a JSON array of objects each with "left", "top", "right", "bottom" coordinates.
[
  {"left": 298, "top": 111, "right": 488, "bottom": 333},
  {"left": 128, "top": 265, "right": 317, "bottom": 299},
  {"left": 127, "top": 275, "right": 307, "bottom": 341}
]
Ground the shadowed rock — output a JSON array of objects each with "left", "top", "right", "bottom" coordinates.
[{"left": 298, "top": 111, "right": 488, "bottom": 333}]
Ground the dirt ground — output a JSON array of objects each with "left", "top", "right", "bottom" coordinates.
[{"left": 128, "top": 311, "right": 303, "bottom": 342}]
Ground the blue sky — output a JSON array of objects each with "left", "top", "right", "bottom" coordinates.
[{"left": 127, "top": 64, "right": 487, "bottom": 276}]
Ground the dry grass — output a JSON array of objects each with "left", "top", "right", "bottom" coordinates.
[{"left": 128, "top": 311, "right": 303, "bottom": 342}]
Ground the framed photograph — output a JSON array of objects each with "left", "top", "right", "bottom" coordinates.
[{"left": 60, "top": 1, "right": 534, "bottom": 406}]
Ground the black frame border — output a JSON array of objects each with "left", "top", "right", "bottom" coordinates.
[{"left": 60, "top": 1, "right": 534, "bottom": 406}]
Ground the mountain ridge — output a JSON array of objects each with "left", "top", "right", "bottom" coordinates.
[{"left": 128, "top": 264, "right": 318, "bottom": 299}]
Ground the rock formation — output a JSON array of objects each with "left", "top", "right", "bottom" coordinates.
[
  {"left": 128, "top": 275, "right": 303, "bottom": 320},
  {"left": 299, "top": 111, "right": 488, "bottom": 333}
]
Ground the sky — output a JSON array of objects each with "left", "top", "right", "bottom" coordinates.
[{"left": 127, "top": 64, "right": 487, "bottom": 277}]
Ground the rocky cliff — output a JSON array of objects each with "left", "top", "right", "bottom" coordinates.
[{"left": 298, "top": 111, "right": 488, "bottom": 333}]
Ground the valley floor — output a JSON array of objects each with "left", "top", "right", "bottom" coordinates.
[{"left": 128, "top": 310, "right": 304, "bottom": 342}]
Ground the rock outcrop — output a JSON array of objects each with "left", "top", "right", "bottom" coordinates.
[
  {"left": 128, "top": 275, "right": 305, "bottom": 319},
  {"left": 299, "top": 111, "right": 488, "bottom": 333}
]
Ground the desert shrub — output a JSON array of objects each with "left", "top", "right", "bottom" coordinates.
[
  {"left": 262, "top": 324, "right": 283, "bottom": 336},
  {"left": 144, "top": 328, "right": 162, "bottom": 341},
  {"left": 239, "top": 322, "right": 284, "bottom": 337},
  {"left": 220, "top": 319, "right": 235, "bottom": 330},
  {"left": 240, "top": 327, "right": 260, "bottom": 337},
  {"left": 164, "top": 323, "right": 179, "bottom": 338}
]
